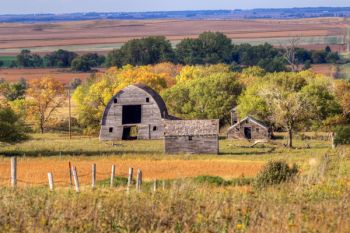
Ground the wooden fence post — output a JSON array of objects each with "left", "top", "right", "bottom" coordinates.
[
  {"left": 153, "top": 179, "right": 157, "bottom": 192},
  {"left": 127, "top": 167, "right": 133, "bottom": 186},
  {"left": 162, "top": 180, "right": 165, "bottom": 190},
  {"left": 11, "top": 157, "right": 17, "bottom": 188},
  {"left": 72, "top": 167, "right": 80, "bottom": 193},
  {"left": 92, "top": 163, "right": 96, "bottom": 189},
  {"left": 68, "top": 161, "right": 73, "bottom": 186},
  {"left": 110, "top": 165, "right": 115, "bottom": 188},
  {"left": 48, "top": 172, "right": 54, "bottom": 191},
  {"left": 136, "top": 169, "right": 142, "bottom": 191}
]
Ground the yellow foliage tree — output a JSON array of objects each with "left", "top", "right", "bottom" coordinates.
[
  {"left": 26, "top": 77, "right": 66, "bottom": 133},
  {"left": 73, "top": 65, "right": 168, "bottom": 134}
]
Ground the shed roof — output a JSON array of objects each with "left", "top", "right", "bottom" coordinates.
[
  {"left": 230, "top": 116, "right": 268, "bottom": 129},
  {"left": 164, "top": 120, "right": 219, "bottom": 136}
]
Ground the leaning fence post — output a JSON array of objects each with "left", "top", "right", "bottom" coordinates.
[
  {"left": 48, "top": 172, "right": 54, "bottom": 191},
  {"left": 136, "top": 169, "right": 142, "bottom": 191},
  {"left": 72, "top": 167, "right": 80, "bottom": 193},
  {"left": 11, "top": 157, "right": 17, "bottom": 188},
  {"left": 68, "top": 161, "right": 73, "bottom": 186},
  {"left": 153, "top": 179, "right": 157, "bottom": 192},
  {"left": 110, "top": 165, "right": 116, "bottom": 188},
  {"left": 92, "top": 163, "right": 96, "bottom": 189}
]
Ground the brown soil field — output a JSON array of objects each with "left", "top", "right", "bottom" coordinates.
[
  {"left": 0, "top": 157, "right": 263, "bottom": 187},
  {"left": 0, "top": 68, "right": 105, "bottom": 84},
  {"left": 0, "top": 17, "right": 347, "bottom": 54}
]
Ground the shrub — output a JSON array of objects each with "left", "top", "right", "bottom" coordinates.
[
  {"left": 255, "top": 161, "right": 298, "bottom": 188},
  {"left": 334, "top": 126, "right": 350, "bottom": 145},
  {"left": 194, "top": 175, "right": 227, "bottom": 186}
]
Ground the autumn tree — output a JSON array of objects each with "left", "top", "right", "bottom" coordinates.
[{"left": 26, "top": 77, "right": 66, "bottom": 133}]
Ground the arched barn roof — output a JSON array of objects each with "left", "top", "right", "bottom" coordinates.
[{"left": 101, "top": 84, "right": 169, "bottom": 125}]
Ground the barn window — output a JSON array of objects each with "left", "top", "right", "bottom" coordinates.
[
  {"left": 146, "top": 97, "right": 150, "bottom": 103},
  {"left": 188, "top": 136, "right": 193, "bottom": 141},
  {"left": 153, "top": 126, "right": 157, "bottom": 131},
  {"left": 122, "top": 105, "right": 142, "bottom": 124},
  {"left": 256, "top": 128, "right": 260, "bottom": 133},
  {"left": 109, "top": 127, "right": 113, "bottom": 133},
  {"left": 114, "top": 98, "right": 118, "bottom": 103}
]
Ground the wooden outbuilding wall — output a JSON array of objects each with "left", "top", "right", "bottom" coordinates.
[
  {"left": 164, "top": 120, "right": 219, "bottom": 154},
  {"left": 227, "top": 116, "right": 271, "bottom": 140}
]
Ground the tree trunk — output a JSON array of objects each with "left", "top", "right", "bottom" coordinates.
[{"left": 287, "top": 129, "right": 293, "bottom": 148}]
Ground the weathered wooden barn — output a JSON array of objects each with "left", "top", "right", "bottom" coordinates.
[
  {"left": 164, "top": 120, "right": 219, "bottom": 154},
  {"left": 227, "top": 116, "right": 271, "bottom": 140},
  {"left": 99, "top": 84, "right": 175, "bottom": 141}
]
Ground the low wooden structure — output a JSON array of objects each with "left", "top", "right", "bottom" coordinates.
[
  {"left": 227, "top": 116, "right": 271, "bottom": 140},
  {"left": 164, "top": 120, "right": 219, "bottom": 154},
  {"left": 99, "top": 84, "right": 175, "bottom": 141}
]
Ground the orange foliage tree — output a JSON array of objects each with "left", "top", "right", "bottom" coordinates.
[{"left": 26, "top": 77, "right": 66, "bottom": 133}]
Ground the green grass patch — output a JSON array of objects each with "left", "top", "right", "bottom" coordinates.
[{"left": 0, "top": 56, "right": 16, "bottom": 67}]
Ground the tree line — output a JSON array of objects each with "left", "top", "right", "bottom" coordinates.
[
  {"left": 0, "top": 63, "right": 349, "bottom": 146},
  {"left": 0, "top": 32, "right": 341, "bottom": 73}
]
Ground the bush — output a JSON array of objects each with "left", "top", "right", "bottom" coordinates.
[
  {"left": 194, "top": 176, "right": 227, "bottom": 186},
  {"left": 255, "top": 161, "right": 298, "bottom": 188},
  {"left": 334, "top": 126, "right": 350, "bottom": 145}
]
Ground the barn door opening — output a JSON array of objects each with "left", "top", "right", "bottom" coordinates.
[
  {"left": 122, "top": 105, "right": 141, "bottom": 124},
  {"left": 122, "top": 126, "right": 138, "bottom": 140},
  {"left": 244, "top": 127, "right": 252, "bottom": 139}
]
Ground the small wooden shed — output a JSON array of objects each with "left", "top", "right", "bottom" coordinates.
[
  {"left": 227, "top": 116, "right": 271, "bottom": 140},
  {"left": 99, "top": 84, "right": 175, "bottom": 141},
  {"left": 164, "top": 120, "right": 219, "bottom": 154}
]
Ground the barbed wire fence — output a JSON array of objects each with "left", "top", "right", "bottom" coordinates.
[{"left": 0, "top": 156, "right": 150, "bottom": 193}]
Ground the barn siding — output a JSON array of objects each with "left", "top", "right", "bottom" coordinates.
[{"left": 164, "top": 136, "right": 219, "bottom": 154}]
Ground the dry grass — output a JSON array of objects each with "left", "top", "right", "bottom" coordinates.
[
  {"left": 0, "top": 156, "right": 263, "bottom": 187},
  {"left": 0, "top": 132, "right": 341, "bottom": 187}
]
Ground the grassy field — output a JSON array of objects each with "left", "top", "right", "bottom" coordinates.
[
  {"left": 0, "top": 55, "right": 16, "bottom": 67},
  {"left": 0, "top": 133, "right": 349, "bottom": 232},
  {"left": 0, "top": 132, "right": 342, "bottom": 186}
]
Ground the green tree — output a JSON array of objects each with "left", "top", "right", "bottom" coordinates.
[
  {"left": 16, "top": 49, "right": 43, "bottom": 67},
  {"left": 175, "top": 38, "right": 204, "bottom": 65},
  {"left": 44, "top": 49, "right": 78, "bottom": 67},
  {"left": 163, "top": 69, "right": 242, "bottom": 124},
  {"left": 0, "top": 102, "right": 27, "bottom": 143},
  {"left": 0, "top": 79, "right": 27, "bottom": 101},
  {"left": 107, "top": 36, "right": 175, "bottom": 67},
  {"left": 238, "top": 71, "right": 340, "bottom": 147}
]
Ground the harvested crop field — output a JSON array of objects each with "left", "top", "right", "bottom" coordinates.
[
  {"left": 0, "top": 156, "right": 263, "bottom": 187},
  {"left": 0, "top": 17, "right": 347, "bottom": 54},
  {"left": 0, "top": 68, "right": 104, "bottom": 83}
]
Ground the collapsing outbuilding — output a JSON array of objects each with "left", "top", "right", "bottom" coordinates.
[
  {"left": 99, "top": 84, "right": 175, "bottom": 141},
  {"left": 227, "top": 116, "right": 272, "bottom": 140},
  {"left": 164, "top": 120, "right": 219, "bottom": 154}
]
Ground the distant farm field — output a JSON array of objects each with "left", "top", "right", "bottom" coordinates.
[
  {"left": 0, "top": 68, "right": 104, "bottom": 83},
  {"left": 0, "top": 17, "right": 347, "bottom": 55}
]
